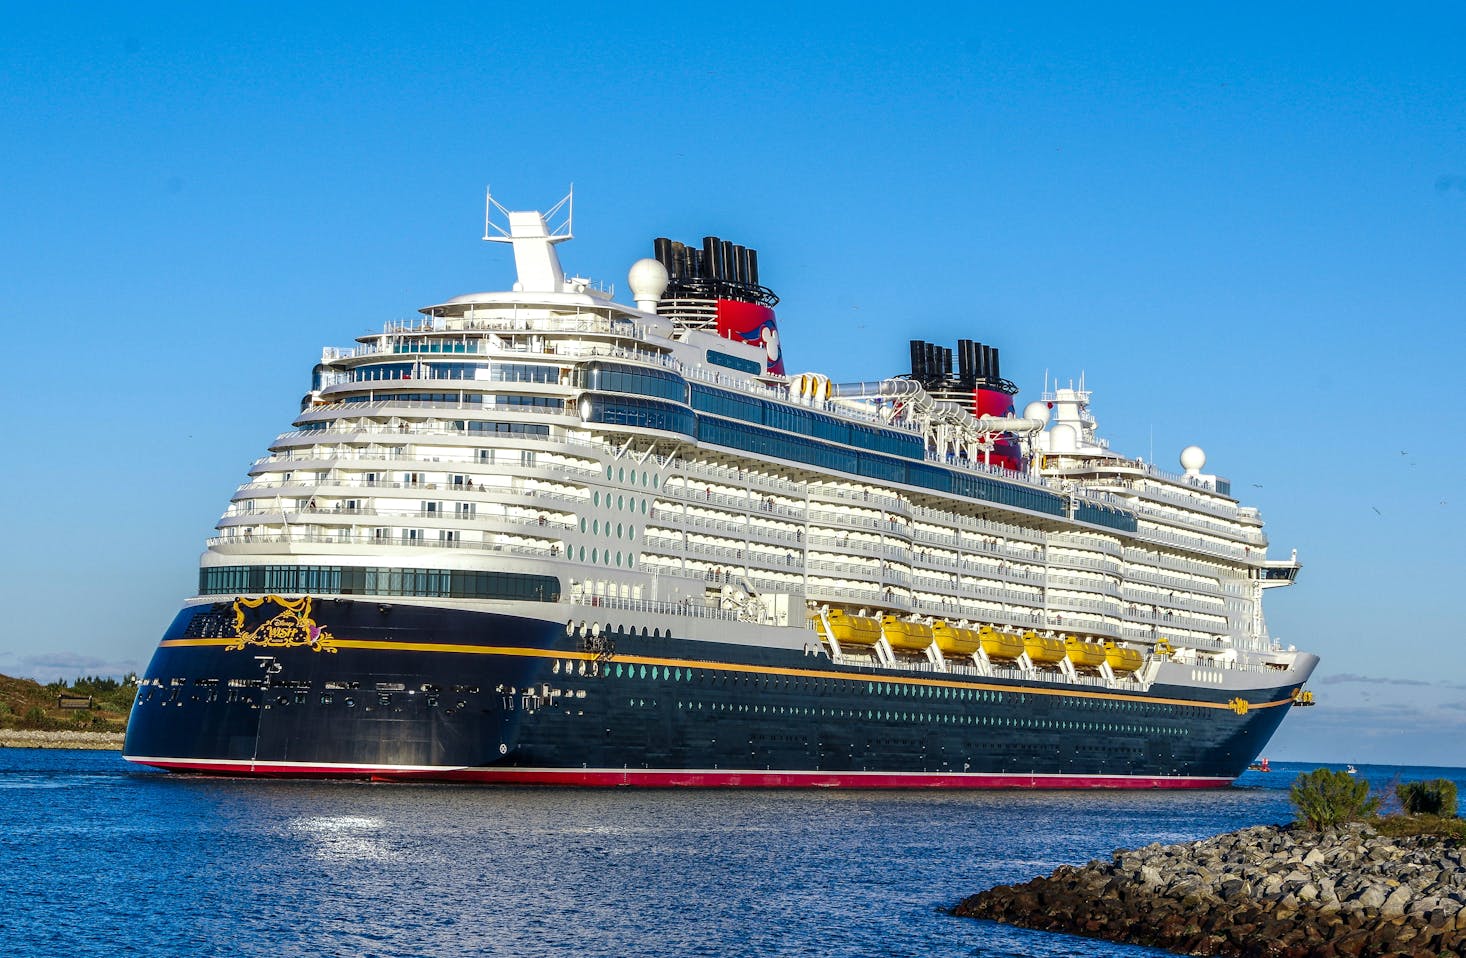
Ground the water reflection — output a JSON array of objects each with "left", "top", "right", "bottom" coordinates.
[
  {"left": 291, "top": 815, "right": 392, "bottom": 862},
  {"left": 7, "top": 754, "right": 1460, "bottom": 958}
]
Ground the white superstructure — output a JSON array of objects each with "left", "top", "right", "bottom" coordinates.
[{"left": 207, "top": 193, "right": 1307, "bottom": 697}]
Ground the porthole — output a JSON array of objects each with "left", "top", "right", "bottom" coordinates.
[
  {"left": 618, "top": 495, "right": 624, "bottom": 510},
  {"left": 629, "top": 528, "right": 635, "bottom": 541},
  {"left": 578, "top": 546, "right": 585, "bottom": 561},
  {"left": 641, "top": 500, "right": 647, "bottom": 514},
  {"left": 615, "top": 552, "right": 622, "bottom": 567},
  {"left": 594, "top": 491, "right": 601, "bottom": 506},
  {"left": 618, "top": 468, "right": 625, "bottom": 482},
  {"left": 652, "top": 475, "right": 658, "bottom": 488},
  {"left": 593, "top": 520, "right": 599, "bottom": 535},
  {"left": 617, "top": 523, "right": 624, "bottom": 538},
  {"left": 580, "top": 518, "right": 587, "bottom": 533},
  {"left": 591, "top": 548, "right": 598, "bottom": 563}
]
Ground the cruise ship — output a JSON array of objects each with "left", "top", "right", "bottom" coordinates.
[{"left": 124, "top": 192, "right": 1316, "bottom": 787}]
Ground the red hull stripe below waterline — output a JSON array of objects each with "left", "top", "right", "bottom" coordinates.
[{"left": 124, "top": 757, "right": 1233, "bottom": 789}]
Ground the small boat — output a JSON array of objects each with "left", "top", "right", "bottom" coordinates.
[
  {"left": 880, "top": 615, "right": 934, "bottom": 652},
  {"left": 932, "top": 621, "right": 980, "bottom": 656},
  {"left": 1063, "top": 636, "right": 1107, "bottom": 669},
  {"left": 1103, "top": 641, "right": 1144, "bottom": 675},
  {"left": 820, "top": 610, "right": 881, "bottom": 646},
  {"left": 1346, "top": 764, "right": 1358, "bottom": 775},
  {"left": 1022, "top": 631, "right": 1066, "bottom": 665},
  {"left": 1247, "top": 758, "right": 1271, "bottom": 773},
  {"left": 978, "top": 626, "right": 1024, "bottom": 661}
]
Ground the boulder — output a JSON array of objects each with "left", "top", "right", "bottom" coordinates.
[{"left": 953, "top": 823, "right": 1461, "bottom": 957}]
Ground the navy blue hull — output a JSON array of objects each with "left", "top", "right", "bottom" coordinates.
[{"left": 124, "top": 599, "right": 1296, "bottom": 786}]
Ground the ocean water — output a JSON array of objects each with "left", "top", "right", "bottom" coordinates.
[{"left": 3, "top": 754, "right": 1462, "bottom": 958}]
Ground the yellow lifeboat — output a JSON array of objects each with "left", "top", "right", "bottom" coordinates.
[
  {"left": 821, "top": 609, "right": 880, "bottom": 646},
  {"left": 1103, "top": 641, "right": 1144, "bottom": 674},
  {"left": 932, "top": 621, "right": 980, "bottom": 656},
  {"left": 880, "top": 615, "right": 934, "bottom": 651},
  {"left": 1022, "top": 630, "right": 1066, "bottom": 665},
  {"left": 978, "top": 625, "right": 1025, "bottom": 660},
  {"left": 1064, "top": 636, "right": 1107, "bottom": 669}
]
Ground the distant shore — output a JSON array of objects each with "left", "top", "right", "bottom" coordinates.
[{"left": 0, "top": 729, "right": 125, "bottom": 750}]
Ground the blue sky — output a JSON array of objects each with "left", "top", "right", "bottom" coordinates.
[{"left": 2, "top": 4, "right": 1462, "bottom": 765}]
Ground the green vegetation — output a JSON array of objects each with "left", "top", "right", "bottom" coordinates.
[
  {"left": 1290, "top": 770, "right": 1464, "bottom": 839},
  {"left": 1397, "top": 779, "right": 1459, "bottom": 818},
  {"left": 0, "top": 672, "right": 136, "bottom": 733},
  {"left": 1289, "top": 768, "right": 1381, "bottom": 830},
  {"left": 1373, "top": 814, "right": 1466, "bottom": 841}
]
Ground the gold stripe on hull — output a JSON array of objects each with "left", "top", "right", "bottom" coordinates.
[{"left": 158, "top": 636, "right": 1295, "bottom": 712}]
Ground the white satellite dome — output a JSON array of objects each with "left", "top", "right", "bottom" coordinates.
[
  {"left": 627, "top": 258, "right": 669, "bottom": 310},
  {"left": 1180, "top": 445, "right": 1206, "bottom": 475},
  {"left": 1049, "top": 423, "right": 1077, "bottom": 453},
  {"left": 1022, "top": 401, "right": 1050, "bottom": 426}
]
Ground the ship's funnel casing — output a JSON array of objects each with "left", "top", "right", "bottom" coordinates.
[
  {"left": 908, "top": 337, "right": 1024, "bottom": 471},
  {"left": 653, "top": 234, "right": 783, "bottom": 375},
  {"left": 973, "top": 384, "right": 1022, "bottom": 470}
]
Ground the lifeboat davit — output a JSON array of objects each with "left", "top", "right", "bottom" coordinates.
[
  {"left": 932, "top": 621, "right": 980, "bottom": 656},
  {"left": 1103, "top": 641, "right": 1144, "bottom": 674},
  {"left": 821, "top": 609, "right": 880, "bottom": 646},
  {"left": 880, "top": 615, "right": 934, "bottom": 651},
  {"left": 1022, "top": 631, "right": 1066, "bottom": 665},
  {"left": 1064, "top": 636, "right": 1107, "bottom": 669},
  {"left": 978, "top": 625, "right": 1025, "bottom": 660}
]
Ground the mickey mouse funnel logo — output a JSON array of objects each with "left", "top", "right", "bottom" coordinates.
[{"left": 717, "top": 301, "right": 785, "bottom": 376}]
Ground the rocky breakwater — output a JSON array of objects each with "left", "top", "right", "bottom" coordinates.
[{"left": 954, "top": 823, "right": 1466, "bottom": 957}]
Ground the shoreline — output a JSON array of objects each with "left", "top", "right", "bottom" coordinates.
[
  {"left": 954, "top": 822, "right": 1466, "bottom": 957},
  {"left": 0, "top": 729, "right": 125, "bottom": 750}
]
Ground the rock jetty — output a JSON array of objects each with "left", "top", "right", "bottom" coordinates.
[
  {"left": 954, "top": 823, "right": 1466, "bottom": 957},
  {"left": 0, "top": 729, "right": 124, "bottom": 750}
]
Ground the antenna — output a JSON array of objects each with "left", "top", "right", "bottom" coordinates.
[{"left": 483, "top": 185, "right": 574, "bottom": 244}]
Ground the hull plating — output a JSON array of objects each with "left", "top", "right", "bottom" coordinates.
[{"left": 124, "top": 599, "right": 1297, "bottom": 788}]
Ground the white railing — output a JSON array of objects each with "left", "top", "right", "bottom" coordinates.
[
  {"left": 1132, "top": 523, "right": 1249, "bottom": 562},
  {"left": 206, "top": 533, "right": 551, "bottom": 557},
  {"left": 568, "top": 592, "right": 741, "bottom": 623},
  {"left": 1047, "top": 574, "right": 1122, "bottom": 597},
  {"left": 220, "top": 506, "right": 575, "bottom": 531},
  {"left": 1047, "top": 553, "right": 1122, "bottom": 575},
  {"left": 808, "top": 484, "right": 908, "bottom": 512},
  {"left": 1049, "top": 532, "right": 1124, "bottom": 557},
  {"left": 1129, "top": 501, "right": 1263, "bottom": 545},
  {"left": 908, "top": 505, "right": 1047, "bottom": 545},
  {"left": 1121, "top": 563, "right": 1225, "bottom": 597}
]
